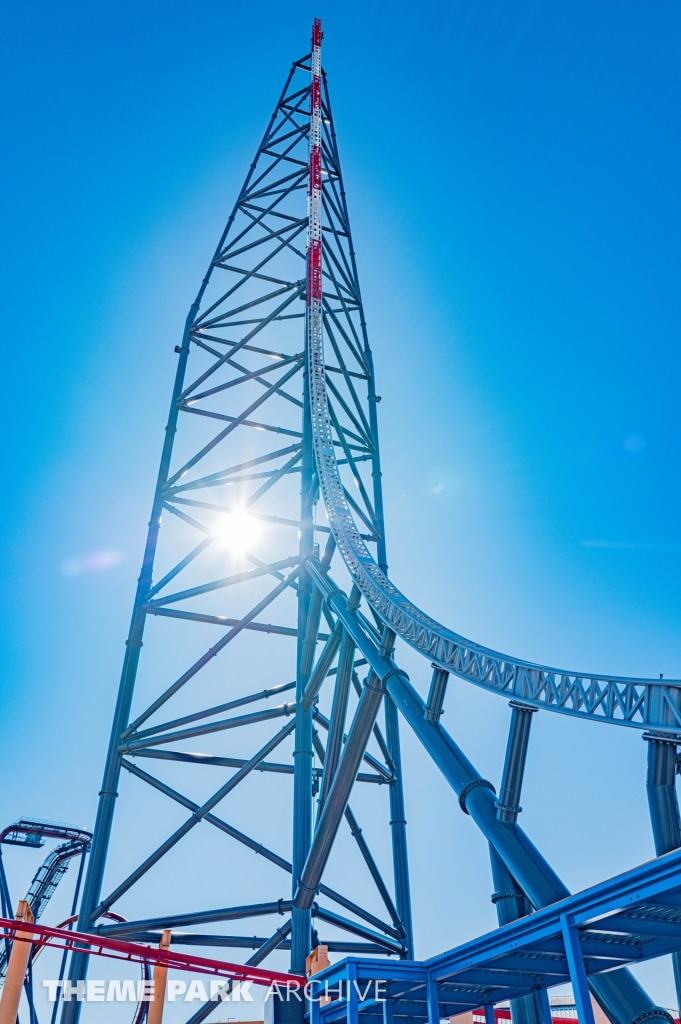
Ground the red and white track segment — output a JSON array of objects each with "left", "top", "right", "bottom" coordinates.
[
  {"left": 0, "top": 917, "right": 299, "bottom": 987},
  {"left": 307, "top": 18, "right": 323, "bottom": 365}
]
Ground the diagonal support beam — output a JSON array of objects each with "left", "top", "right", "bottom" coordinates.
[
  {"left": 344, "top": 807, "right": 402, "bottom": 935},
  {"left": 94, "top": 721, "right": 296, "bottom": 919},
  {"left": 167, "top": 358, "right": 303, "bottom": 487},
  {"left": 96, "top": 903, "right": 292, "bottom": 934},
  {"left": 143, "top": 556, "right": 298, "bottom": 609},
  {"left": 120, "top": 760, "right": 397, "bottom": 936},
  {"left": 311, "top": 906, "right": 403, "bottom": 954},
  {"left": 319, "top": 614, "right": 360, "bottom": 814},
  {"left": 246, "top": 920, "right": 292, "bottom": 967},
  {"left": 311, "top": 725, "right": 401, "bottom": 934},
  {"left": 130, "top": 681, "right": 297, "bottom": 741},
  {"left": 121, "top": 704, "right": 295, "bottom": 753},
  {"left": 124, "top": 568, "right": 299, "bottom": 738},
  {"left": 294, "top": 622, "right": 400, "bottom": 911}
]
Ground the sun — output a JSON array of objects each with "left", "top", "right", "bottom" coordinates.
[{"left": 215, "top": 509, "right": 261, "bottom": 554}]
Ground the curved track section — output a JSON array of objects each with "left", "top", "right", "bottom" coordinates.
[{"left": 309, "top": 307, "right": 681, "bottom": 732}]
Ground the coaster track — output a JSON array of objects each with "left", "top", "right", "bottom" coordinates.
[{"left": 58, "top": 20, "right": 680, "bottom": 1024}]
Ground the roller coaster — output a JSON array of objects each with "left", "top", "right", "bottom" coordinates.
[
  {"left": 2, "top": 17, "right": 681, "bottom": 1024},
  {"left": 0, "top": 821, "right": 91, "bottom": 942}
]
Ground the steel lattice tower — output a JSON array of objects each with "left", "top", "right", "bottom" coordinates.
[
  {"left": 62, "top": 20, "right": 681, "bottom": 1024},
  {"left": 64, "top": 22, "right": 410, "bottom": 1021}
]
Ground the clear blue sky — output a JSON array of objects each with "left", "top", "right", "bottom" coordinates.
[{"left": 1, "top": 0, "right": 681, "bottom": 1014}]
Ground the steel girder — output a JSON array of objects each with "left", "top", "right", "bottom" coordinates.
[{"left": 61, "top": 22, "right": 676, "bottom": 1024}]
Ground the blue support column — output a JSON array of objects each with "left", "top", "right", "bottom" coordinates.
[
  {"left": 492, "top": 703, "right": 540, "bottom": 1024},
  {"left": 561, "top": 915, "right": 596, "bottom": 1024},
  {"left": 426, "top": 977, "right": 440, "bottom": 1024},
  {"left": 538, "top": 989, "right": 553, "bottom": 1024},
  {"left": 383, "top": 997, "right": 394, "bottom": 1024},
  {"left": 645, "top": 734, "right": 681, "bottom": 1011},
  {"left": 491, "top": 846, "right": 540, "bottom": 1024},
  {"left": 291, "top": 347, "right": 316, "bottom": 977},
  {"left": 484, "top": 1005, "right": 496, "bottom": 1024},
  {"left": 310, "top": 979, "right": 321, "bottom": 1024},
  {"left": 346, "top": 963, "right": 358, "bottom": 1024},
  {"left": 496, "top": 703, "right": 536, "bottom": 823},
  {"left": 385, "top": 692, "right": 414, "bottom": 958},
  {"left": 424, "top": 666, "right": 449, "bottom": 722},
  {"left": 0, "top": 848, "right": 13, "bottom": 967}
]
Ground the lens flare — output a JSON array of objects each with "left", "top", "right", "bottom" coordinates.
[{"left": 217, "top": 510, "right": 260, "bottom": 553}]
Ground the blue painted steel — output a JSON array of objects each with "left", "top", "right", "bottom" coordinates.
[
  {"left": 292, "top": 321, "right": 316, "bottom": 973},
  {"left": 347, "top": 961, "right": 359, "bottom": 1024},
  {"left": 319, "top": 625, "right": 355, "bottom": 809},
  {"left": 489, "top": 847, "right": 539, "bottom": 1024},
  {"left": 87, "top": 46, "right": 405, "bottom": 981},
  {"left": 306, "top": 847, "right": 681, "bottom": 1024},
  {"left": 424, "top": 667, "right": 449, "bottom": 723},
  {"left": 561, "top": 915, "right": 596, "bottom": 1024},
  {"left": 343, "top": 808, "right": 402, "bottom": 936},
  {"left": 60, "top": 28, "right": 681, "bottom": 1024},
  {"left": 294, "top": 632, "right": 396, "bottom": 911},
  {"left": 493, "top": 703, "right": 540, "bottom": 1024},
  {"left": 50, "top": 849, "right": 87, "bottom": 1024},
  {"left": 386, "top": 669, "right": 670, "bottom": 1024},
  {"left": 496, "top": 703, "right": 536, "bottom": 823},
  {"left": 646, "top": 737, "right": 681, "bottom": 853},
  {"left": 298, "top": 591, "right": 667, "bottom": 1024},
  {"left": 0, "top": 821, "right": 91, "bottom": 979},
  {"left": 425, "top": 976, "right": 439, "bottom": 1024},
  {"left": 384, "top": 695, "right": 413, "bottom": 959},
  {"left": 60, "top": 64, "right": 304, "bottom": 1021},
  {"left": 95, "top": 721, "right": 297, "bottom": 918},
  {"left": 645, "top": 735, "right": 681, "bottom": 1010}
]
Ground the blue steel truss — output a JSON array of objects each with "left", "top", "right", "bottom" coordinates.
[
  {"left": 60, "top": 23, "right": 681, "bottom": 1024},
  {"left": 307, "top": 846, "right": 681, "bottom": 1024}
]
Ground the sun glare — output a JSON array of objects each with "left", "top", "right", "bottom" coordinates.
[{"left": 216, "top": 509, "right": 261, "bottom": 554}]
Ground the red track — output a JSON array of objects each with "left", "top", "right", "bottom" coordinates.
[
  {"left": 8, "top": 917, "right": 678, "bottom": 1023},
  {"left": 0, "top": 917, "right": 300, "bottom": 988}
]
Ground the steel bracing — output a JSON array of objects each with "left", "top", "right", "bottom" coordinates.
[
  {"left": 306, "top": 847, "right": 681, "bottom": 1024},
  {"left": 60, "top": 19, "right": 681, "bottom": 1024}
]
